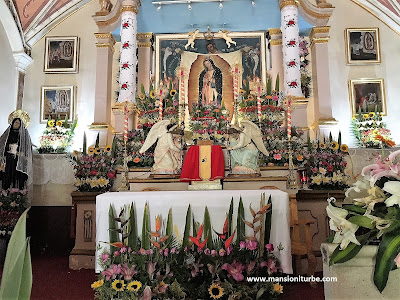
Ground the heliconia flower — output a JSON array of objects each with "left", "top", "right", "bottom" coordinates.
[
  {"left": 225, "top": 230, "right": 236, "bottom": 250},
  {"left": 189, "top": 224, "right": 208, "bottom": 249}
]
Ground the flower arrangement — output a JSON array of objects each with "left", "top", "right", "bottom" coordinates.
[
  {"left": 327, "top": 149, "right": 400, "bottom": 292},
  {"left": 93, "top": 196, "right": 284, "bottom": 299},
  {"left": 0, "top": 189, "right": 28, "bottom": 237},
  {"left": 352, "top": 109, "right": 395, "bottom": 148},
  {"left": 37, "top": 117, "right": 77, "bottom": 153},
  {"left": 299, "top": 37, "right": 312, "bottom": 99},
  {"left": 69, "top": 134, "right": 118, "bottom": 192},
  {"left": 303, "top": 134, "right": 351, "bottom": 190},
  {"left": 189, "top": 103, "right": 230, "bottom": 145}
]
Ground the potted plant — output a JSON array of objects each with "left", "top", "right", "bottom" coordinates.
[{"left": 322, "top": 149, "right": 400, "bottom": 298}]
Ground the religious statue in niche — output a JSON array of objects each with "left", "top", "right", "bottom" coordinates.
[
  {"left": 139, "top": 120, "right": 184, "bottom": 176},
  {"left": 227, "top": 120, "right": 269, "bottom": 175},
  {"left": 0, "top": 110, "right": 33, "bottom": 190},
  {"left": 199, "top": 58, "right": 223, "bottom": 106}
]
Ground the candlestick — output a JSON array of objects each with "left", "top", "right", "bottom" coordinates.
[
  {"left": 257, "top": 95, "right": 262, "bottom": 124},
  {"left": 124, "top": 101, "right": 128, "bottom": 143},
  {"left": 287, "top": 95, "right": 292, "bottom": 140}
]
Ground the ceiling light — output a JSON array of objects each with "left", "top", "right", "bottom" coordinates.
[
  {"left": 251, "top": 0, "right": 256, "bottom": 7},
  {"left": 157, "top": 3, "right": 162, "bottom": 11},
  {"left": 219, "top": 0, "right": 223, "bottom": 9},
  {"left": 188, "top": 1, "right": 192, "bottom": 10}
]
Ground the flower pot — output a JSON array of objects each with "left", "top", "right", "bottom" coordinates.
[{"left": 321, "top": 243, "right": 400, "bottom": 300}]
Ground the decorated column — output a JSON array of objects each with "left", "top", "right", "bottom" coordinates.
[
  {"left": 280, "top": 0, "right": 303, "bottom": 97},
  {"left": 268, "top": 29, "right": 284, "bottom": 91}
]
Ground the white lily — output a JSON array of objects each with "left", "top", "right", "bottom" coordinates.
[
  {"left": 326, "top": 201, "right": 360, "bottom": 250},
  {"left": 366, "top": 215, "right": 392, "bottom": 238},
  {"left": 345, "top": 175, "right": 371, "bottom": 198},
  {"left": 382, "top": 181, "right": 400, "bottom": 207},
  {"left": 353, "top": 186, "right": 386, "bottom": 213}
]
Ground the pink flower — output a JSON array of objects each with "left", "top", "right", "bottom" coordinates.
[
  {"left": 226, "top": 245, "right": 233, "bottom": 255},
  {"left": 9, "top": 188, "right": 19, "bottom": 194},
  {"left": 261, "top": 258, "right": 278, "bottom": 274},
  {"left": 120, "top": 246, "right": 127, "bottom": 253},
  {"left": 171, "top": 247, "right": 176, "bottom": 254},
  {"left": 138, "top": 248, "right": 146, "bottom": 255},
  {"left": 312, "top": 167, "right": 318, "bottom": 173},
  {"left": 246, "top": 240, "right": 258, "bottom": 251},
  {"left": 239, "top": 241, "right": 246, "bottom": 249},
  {"left": 147, "top": 261, "right": 157, "bottom": 277},
  {"left": 327, "top": 165, "right": 334, "bottom": 172},
  {"left": 211, "top": 250, "right": 217, "bottom": 256},
  {"left": 121, "top": 263, "right": 137, "bottom": 281},
  {"left": 164, "top": 248, "right": 169, "bottom": 256},
  {"left": 204, "top": 248, "right": 211, "bottom": 255},
  {"left": 107, "top": 171, "right": 115, "bottom": 179},
  {"left": 219, "top": 249, "right": 226, "bottom": 256},
  {"left": 101, "top": 264, "right": 121, "bottom": 281},
  {"left": 143, "top": 286, "right": 152, "bottom": 300},
  {"left": 222, "top": 261, "right": 245, "bottom": 282},
  {"left": 113, "top": 251, "right": 120, "bottom": 257},
  {"left": 265, "top": 243, "right": 274, "bottom": 253},
  {"left": 273, "top": 154, "right": 282, "bottom": 160},
  {"left": 101, "top": 253, "right": 109, "bottom": 262},
  {"left": 146, "top": 249, "right": 153, "bottom": 255},
  {"left": 90, "top": 169, "right": 98, "bottom": 176},
  {"left": 246, "top": 261, "right": 256, "bottom": 274}
]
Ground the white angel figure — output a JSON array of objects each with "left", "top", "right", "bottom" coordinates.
[
  {"left": 139, "top": 120, "right": 183, "bottom": 174},
  {"left": 185, "top": 29, "right": 200, "bottom": 50},
  {"left": 216, "top": 30, "right": 237, "bottom": 48},
  {"left": 227, "top": 120, "right": 269, "bottom": 174}
]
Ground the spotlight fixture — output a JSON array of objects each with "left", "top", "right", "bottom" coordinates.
[
  {"left": 251, "top": 0, "right": 256, "bottom": 7},
  {"left": 157, "top": 3, "right": 162, "bottom": 11},
  {"left": 188, "top": 1, "right": 192, "bottom": 10},
  {"left": 219, "top": 0, "right": 223, "bottom": 9}
]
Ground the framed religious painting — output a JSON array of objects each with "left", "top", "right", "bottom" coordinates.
[
  {"left": 44, "top": 36, "right": 79, "bottom": 73},
  {"left": 154, "top": 31, "right": 267, "bottom": 118},
  {"left": 349, "top": 79, "right": 386, "bottom": 116},
  {"left": 40, "top": 85, "right": 76, "bottom": 123},
  {"left": 345, "top": 28, "right": 381, "bottom": 64}
]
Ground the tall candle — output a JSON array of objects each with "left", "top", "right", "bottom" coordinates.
[
  {"left": 287, "top": 96, "right": 292, "bottom": 139},
  {"left": 180, "top": 70, "right": 185, "bottom": 125},
  {"left": 257, "top": 95, "right": 262, "bottom": 123},
  {"left": 124, "top": 101, "right": 128, "bottom": 142}
]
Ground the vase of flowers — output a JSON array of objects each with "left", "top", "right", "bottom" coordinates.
[
  {"left": 38, "top": 117, "right": 77, "bottom": 153},
  {"left": 323, "top": 149, "right": 400, "bottom": 298}
]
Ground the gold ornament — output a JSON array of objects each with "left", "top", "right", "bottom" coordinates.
[{"left": 8, "top": 110, "right": 30, "bottom": 128}]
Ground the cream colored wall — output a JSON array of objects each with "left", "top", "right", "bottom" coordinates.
[
  {"left": 328, "top": 1, "right": 400, "bottom": 146},
  {"left": 23, "top": 0, "right": 100, "bottom": 151},
  {"left": 0, "top": 22, "right": 18, "bottom": 132}
]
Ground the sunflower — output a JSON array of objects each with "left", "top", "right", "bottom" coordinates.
[
  {"left": 312, "top": 143, "right": 318, "bottom": 149},
  {"left": 91, "top": 280, "right": 104, "bottom": 289},
  {"left": 340, "top": 144, "right": 349, "bottom": 152},
  {"left": 208, "top": 282, "right": 224, "bottom": 299},
  {"left": 133, "top": 157, "right": 141, "bottom": 163},
  {"left": 273, "top": 282, "right": 283, "bottom": 294},
  {"left": 127, "top": 281, "right": 142, "bottom": 292},
  {"left": 330, "top": 141, "right": 339, "bottom": 150},
  {"left": 247, "top": 94, "right": 254, "bottom": 100},
  {"left": 319, "top": 142, "right": 326, "bottom": 150},
  {"left": 95, "top": 148, "right": 101, "bottom": 154},
  {"left": 56, "top": 120, "right": 63, "bottom": 127},
  {"left": 369, "top": 112, "right": 375, "bottom": 118},
  {"left": 88, "top": 147, "right": 95, "bottom": 155},
  {"left": 239, "top": 89, "right": 246, "bottom": 95},
  {"left": 104, "top": 145, "right": 112, "bottom": 153},
  {"left": 73, "top": 150, "right": 79, "bottom": 157},
  {"left": 170, "top": 89, "right": 177, "bottom": 97},
  {"left": 363, "top": 114, "right": 369, "bottom": 119},
  {"left": 112, "top": 280, "right": 125, "bottom": 292},
  {"left": 48, "top": 120, "right": 55, "bottom": 127},
  {"left": 150, "top": 90, "right": 156, "bottom": 99}
]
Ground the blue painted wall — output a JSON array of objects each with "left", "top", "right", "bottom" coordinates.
[{"left": 113, "top": 0, "right": 312, "bottom": 37}]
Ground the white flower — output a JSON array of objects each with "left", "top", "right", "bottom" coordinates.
[
  {"left": 382, "top": 181, "right": 400, "bottom": 207},
  {"left": 326, "top": 201, "right": 360, "bottom": 250},
  {"left": 345, "top": 176, "right": 371, "bottom": 197},
  {"left": 353, "top": 186, "right": 386, "bottom": 213}
]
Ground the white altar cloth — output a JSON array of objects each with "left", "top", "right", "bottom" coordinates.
[{"left": 95, "top": 190, "right": 292, "bottom": 274}]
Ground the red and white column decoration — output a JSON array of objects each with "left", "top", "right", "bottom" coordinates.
[
  {"left": 230, "top": 63, "right": 243, "bottom": 125},
  {"left": 286, "top": 95, "right": 292, "bottom": 140},
  {"left": 280, "top": 0, "right": 303, "bottom": 97},
  {"left": 251, "top": 79, "right": 265, "bottom": 125},
  {"left": 117, "top": 5, "right": 138, "bottom": 103},
  {"left": 124, "top": 101, "right": 128, "bottom": 142}
]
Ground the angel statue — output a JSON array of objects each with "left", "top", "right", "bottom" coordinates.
[
  {"left": 227, "top": 120, "right": 269, "bottom": 175},
  {"left": 139, "top": 120, "right": 184, "bottom": 175}
]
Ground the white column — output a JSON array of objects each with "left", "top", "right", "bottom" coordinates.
[
  {"left": 117, "top": 2, "right": 139, "bottom": 104},
  {"left": 13, "top": 52, "right": 33, "bottom": 110},
  {"left": 280, "top": 0, "right": 302, "bottom": 97}
]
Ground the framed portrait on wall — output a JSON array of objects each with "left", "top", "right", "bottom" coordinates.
[
  {"left": 349, "top": 79, "right": 386, "bottom": 115},
  {"left": 345, "top": 28, "right": 381, "bottom": 64},
  {"left": 40, "top": 85, "right": 76, "bottom": 123},
  {"left": 44, "top": 36, "right": 79, "bottom": 73}
]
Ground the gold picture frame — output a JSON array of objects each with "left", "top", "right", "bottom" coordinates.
[
  {"left": 40, "top": 85, "right": 76, "bottom": 123},
  {"left": 345, "top": 28, "right": 381, "bottom": 65},
  {"left": 349, "top": 78, "right": 386, "bottom": 116},
  {"left": 44, "top": 36, "right": 79, "bottom": 73}
]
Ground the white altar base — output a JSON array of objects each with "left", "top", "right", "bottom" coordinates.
[{"left": 95, "top": 189, "right": 292, "bottom": 274}]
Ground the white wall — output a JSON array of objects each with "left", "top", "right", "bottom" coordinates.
[
  {"left": 0, "top": 22, "right": 17, "bottom": 133},
  {"left": 328, "top": 1, "right": 400, "bottom": 146},
  {"left": 23, "top": 0, "right": 99, "bottom": 150}
]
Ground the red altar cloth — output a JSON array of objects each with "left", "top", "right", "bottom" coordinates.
[{"left": 180, "top": 145, "right": 225, "bottom": 182}]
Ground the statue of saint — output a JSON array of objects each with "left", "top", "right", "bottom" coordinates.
[
  {"left": 139, "top": 120, "right": 183, "bottom": 175},
  {"left": 227, "top": 120, "right": 269, "bottom": 174},
  {"left": 199, "top": 59, "right": 222, "bottom": 107},
  {"left": 0, "top": 112, "right": 33, "bottom": 190}
]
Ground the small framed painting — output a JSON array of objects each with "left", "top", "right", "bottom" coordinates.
[
  {"left": 44, "top": 36, "right": 79, "bottom": 73},
  {"left": 349, "top": 78, "right": 386, "bottom": 115},
  {"left": 40, "top": 85, "right": 76, "bottom": 123},
  {"left": 345, "top": 28, "right": 381, "bottom": 64}
]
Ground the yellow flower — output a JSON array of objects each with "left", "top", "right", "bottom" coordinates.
[
  {"left": 352, "top": 115, "right": 356, "bottom": 120},
  {"left": 247, "top": 94, "right": 254, "bottom": 100},
  {"left": 139, "top": 93, "right": 145, "bottom": 100},
  {"left": 76, "top": 178, "right": 82, "bottom": 186},
  {"left": 90, "top": 179, "right": 99, "bottom": 188},
  {"left": 104, "top": 145, "right": 112, "bottom": 153},
  {"left": 98, "top": 177, "right": 109, "bottom": 187},
  {"left": 150, "top": 90, "right": 156, "bottom": 99},
  {"left": 127, "top": 281, "right": 142, "bottom": 292},
  {"left": 340, "top": 144, "right": 349, "bottom": 152},
  {"left": 319, "top": 142, "right": 326, "bottom": 150},
  {"left": 91, "top": 280, "right": 104, "bottom": 289},
  {"left": 170, "top": 89, "right": 177, "bottom": 97},
  {"left": 363, "top": 114, "right": 369, "bottom": 119},
  {"left": 311, "top": 175, "right": 323, "bottom": 185},
  {"left": 330, "top": 141, "right": 339, "bottom": 150},
  {"left": 88, "top": 147, "right": 95, "bottom": 155},
  {"left": 239, "top": 89, "right": 246, "bottom": 95},
  {"left": 95, "top": 148, "right": 101, "bottom": 154},
  {"left": 322, "top": 176, "right": 331, "bottom": 184},
  {"left": 112, "top": 280, "right": 125, "bottom": 292},
  {"left": 369, "top": 112, "right": 375, "bottom": 118},
  {"left": 73, "top": 150, "right": 79, "bottom": 157},
  {"left": 48, "top": 120, "right": 55, "bottom": 127},
  {"left": 312, "top": 143, "right": 318, "bottom": 149},
  {"left": 56, "top": 120, "right": 63, "bottom": 127},
  {"left": 273, "top": 283, "right": 283, "bottom": 294},
  {"left": 208, "top": 282, "right": 224, "bottom": 299}
]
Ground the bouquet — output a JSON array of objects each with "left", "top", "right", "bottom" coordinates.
[
  {"left": 327, "top": 149, "right": 400, "bottom": 292},
  {"left": 0, "top": 188, "right": 28, "bottom": 237},
  {"left": 38, "top": 117, "right": 77, "bottom": 153}
]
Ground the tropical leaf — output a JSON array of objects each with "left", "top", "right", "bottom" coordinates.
[
  {"left": 330, "top": 232, "right": 372, "bottom": 265},
  {"left": 266, "top": 76, "right": 272, "bottom": 95},
  {"left": 141, "top": 204, "right": 151, "bottom": 250},
  {"left": 95, "top": 132, "right": 100, "bottom": 148},
  {"left": 237, "top": 197, "right": 245, "bottom": 243},
  {"left": 342, "top": 204, "right": 367, "bottom": 215},
  {"left": 228, "top": 198, "right": 233, "bottom": 237},
  {"left": 348, "top": 215, "right": 375, "bottom": 229},
  {"left": 275, "top": 73, "right": 280, "bottom": 92},
  {"left": 374, "top": 230, "right": 400, "bottom": 292},
  {"left": 83, "top": 132, "right": 87, "bottom": 155},
  {"left": 203, "top": 207, "right": 213, "bottom": 249},
  {"left": 127, "top": 203, "right": 138, "bottom": 250},
  {"left": 108, "top": 204, "right": 120, "bottom": 253},
  {"left": 164, "top": 209, "right": 173, "bottom": 248},
  {"left": 182, "top": 205, "right": 191, "bottom": 249}
]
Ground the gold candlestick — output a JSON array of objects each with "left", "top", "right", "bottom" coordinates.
[
  {"left": 118, "top": 141, "right": 129, "bottom": 191},
  {"left": 286, "top": 138, "right": 298, "bottom": 189}
]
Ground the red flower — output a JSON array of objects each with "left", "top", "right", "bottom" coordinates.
[
  {"left": 122, "top": 63, "right": 129, "bottom": 69},
  {"left": 107, "top": 171, "right": 115, "bottom": 179},
  {"left": 121, "top": 83, "right": 128, "bottom": 89},
  {"left": 327, "top": 165, "right": 334, "bottom": 172},
  {"left": 122, "top": 42, "right": 130, "bottom": 48},
  {"left": 90, "top": 170, "right": 98, "bottom": 176},
  {"left": 217, "top": 130, "right": 221, "bottom": 134},
  {"left": 220, "top": 116, "right": 224, "bottom": 119},
  {"left": 122, "top": 22, "right": 129, "bottom": 28}
]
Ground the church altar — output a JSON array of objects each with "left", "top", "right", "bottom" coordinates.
[{"left": 95, "top": 189, "right": 292, "bottom": 274}]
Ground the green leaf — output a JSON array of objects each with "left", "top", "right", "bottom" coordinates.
[
  {"left": 128, "top": 203, "right": 138, "bottom": 250},
  {"left": 264, "top": 195, "right": 272, "bottom": 245},
  {"left": 342, "top": 204, "right": 367, "bottom": 215},
  {"left": 141, "top": 83, "right": 145, "bottom": 95},
  {"left": 266, "top": 76, "right": 272, "bottom": 95},
  {"left": 256, "top": 287, "right": 266, "bottom": 299},
  {"left": 203, "top": 207, "right": 213, "bottom": 249},
  {"left": 237, "top": 197, "right": 245, "bottom": 243},
  {"left": 83, "top": 132, "right": 87, "bottom": 155},
  {"left": 165, "top": 209, "right": 173, "bottom": 248},
  {"left": 192, "top": 216, "right": 198, "bottom": 239},
  {"left": 348, "top": 215, "right": 375, "bottom": 229},
  {"left": 182, "top": 205, "right": 191, "bottom": 249},
  {"left": 111, "top": 135, "right": 118, "bottom": 157},
  {"left": 274, "top": 73, "right": 280, "bottom": 91},
  {"left": 374, "top": 230, "right": 400, "bottom": 292},
  {"left": 108, "top": 204, "right": 119, "bottom": 253},
  {"left": 141, "top": 204, "right": 150, "bottom": 250},
  {"left": 95, "top": 133, "right": 100, "bottom": 148},
  {"left": 326, "top": 234, "right": 335, "bottom": 243},
  {"left": 227, "top": 198, "right": 233, "bottom": 237},
  {"left": 330, "top": 232, "right": 372, "bottom": 265}
]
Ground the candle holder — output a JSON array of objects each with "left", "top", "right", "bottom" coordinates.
[
  {"left": 118, "top": 141, "right": 130, "bottom": 191},
  {"left": 297, "top": 168, "right": 308, "bottom": 189},
  {"left": 286, "top": 139, "right": 299, "bottom": 190}
]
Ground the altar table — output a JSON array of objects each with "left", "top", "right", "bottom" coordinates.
[{"left": 95, "top": 190, "right": 292, "bottom": 274}]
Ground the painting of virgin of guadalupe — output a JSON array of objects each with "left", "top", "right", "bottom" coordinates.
[{"left": 199, "top": 58, "right": 223, "bottom": 106}]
